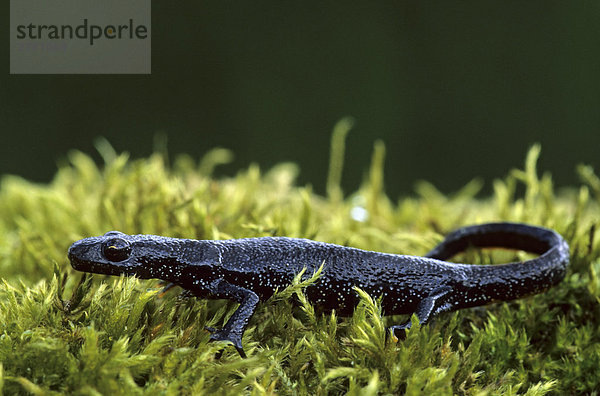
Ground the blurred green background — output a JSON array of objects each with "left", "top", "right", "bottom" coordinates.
[{"left": 2, "top": 2, "right": 599, "bottom": 197}]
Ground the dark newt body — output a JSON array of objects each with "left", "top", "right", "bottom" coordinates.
[{"left": 68, "top": 222, "right": 569, "bottom": 357}]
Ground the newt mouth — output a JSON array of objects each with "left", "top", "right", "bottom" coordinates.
[{"left": 67, "top": 241, "right": 92, "bottom": 270}]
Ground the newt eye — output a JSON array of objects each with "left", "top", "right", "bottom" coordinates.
[{"left": 102, "top": 238, "right": 131, "bottom": 262}]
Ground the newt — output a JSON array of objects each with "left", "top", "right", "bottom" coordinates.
[{"left": 68, "top": 222, "right": 569, "bottom": 357}]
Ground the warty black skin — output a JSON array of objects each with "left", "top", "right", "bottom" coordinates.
[{"left": 68, "top": 222, "right": 569, "bottom": 357}]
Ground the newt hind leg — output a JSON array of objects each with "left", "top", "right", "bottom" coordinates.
[{"left": 389, "top": 286, "right": 453, "bottom": 338}]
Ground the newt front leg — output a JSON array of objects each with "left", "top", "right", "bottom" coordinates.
[{"left": 199, "top": 279, "right": 259, "bottom": 358}]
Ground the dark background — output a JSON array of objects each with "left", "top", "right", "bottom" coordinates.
[{"left": 2, "top": 2, "right": 599, "bottom": 198}]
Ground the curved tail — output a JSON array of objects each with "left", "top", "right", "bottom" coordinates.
[{"left": 426, "top": 222, "right": 570, "bottom": 302}]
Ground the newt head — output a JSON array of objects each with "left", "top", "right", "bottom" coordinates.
[
  {"left": 68, "top": 231, "right": 221, "bottom": 283},
  {"left": 68, "top": 231, "right": 157, "bottom": 278}
]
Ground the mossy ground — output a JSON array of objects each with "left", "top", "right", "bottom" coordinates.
[{"left": 0, "top": 130, "right": 599, "bottom": 394}]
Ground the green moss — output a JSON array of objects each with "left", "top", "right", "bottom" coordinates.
[{"left": 0, "top": 133, "right": 599, "bottom": 395}]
